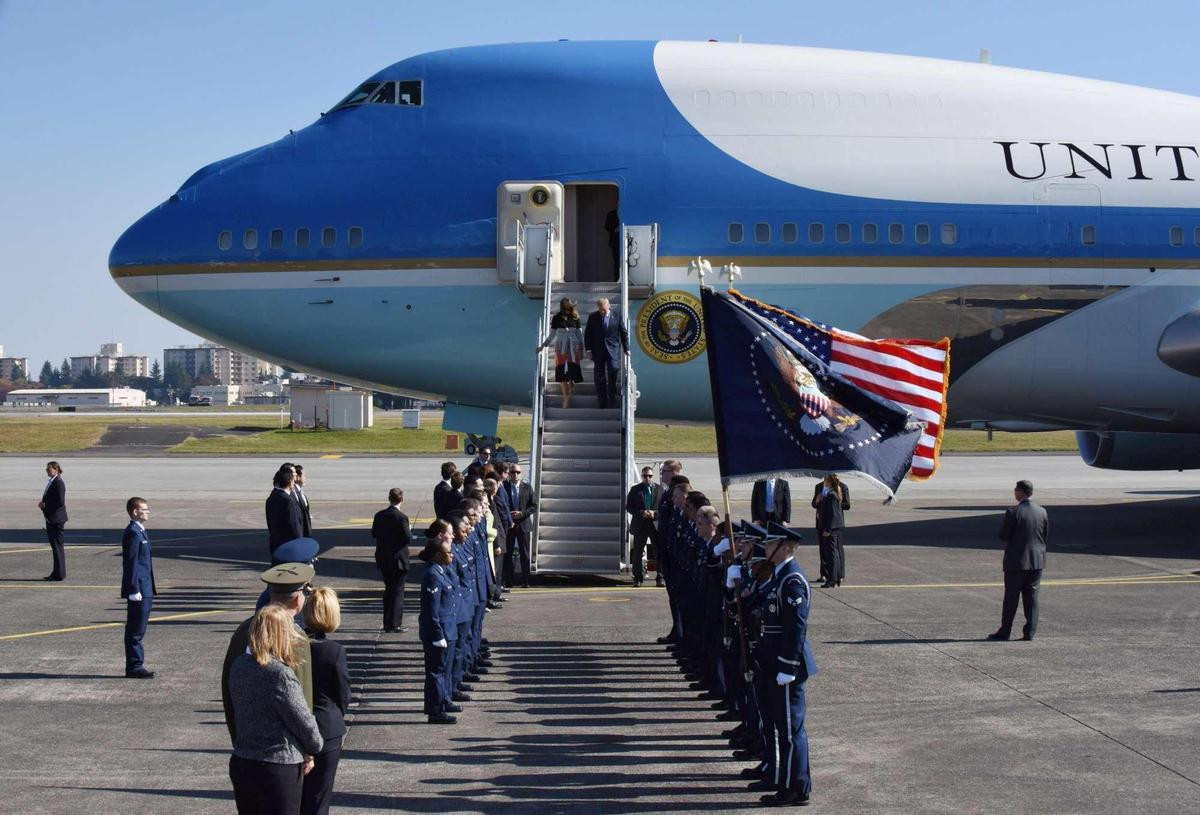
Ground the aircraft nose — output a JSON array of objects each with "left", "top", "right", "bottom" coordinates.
[{"left": 109, "top": 203, "right": 171, "bottom": 313}]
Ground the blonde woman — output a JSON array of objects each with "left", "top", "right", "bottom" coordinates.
[
  {"left": 302, "top": 588, "right": 351, "bottom": 815},
  {"left": 536, "top": 297, "right": 584, "bottom": 407},
  {"left": 228, "top": 605, "right": 323, "bottom": 815}
]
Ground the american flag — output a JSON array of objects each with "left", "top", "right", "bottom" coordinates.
[{"left": 730, "top": 290, "right": 951, "bottom": 480}]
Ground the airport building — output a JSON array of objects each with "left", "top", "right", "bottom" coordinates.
[
  {"left": 291, "top": 383, "right": 373, "bottom": 429},
  {"left": 5, "top": 387, "right": 148, "bottom": 408},
  {"left": 164, "top": 343, "right": 279, "bottom": 386},
  {"left": 70, "top": 342, "right": 150, "bottom": 379},
  {"left": 190, "top": 384, "right": 240, "bottom": 406}
]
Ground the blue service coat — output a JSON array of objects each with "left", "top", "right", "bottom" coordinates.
[
  {"left": 453, "top": 541, "right": 477, "bottom": 624},
  {"left": 757, "top": 559, "right": 819, "bottom": 682},
  {"left": 120, "top": 520, "right": 156, "bottom": 599},
  {"left": 419, "top": 562, "right": 458, "bottom": 644}
]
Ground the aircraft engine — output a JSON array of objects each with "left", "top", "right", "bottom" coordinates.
[{"left": 1076, "top": 431, "right": 1200, "bottom": 471}]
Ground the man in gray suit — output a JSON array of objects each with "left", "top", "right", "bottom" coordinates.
[{"left": 988, "top": 479, "right": 1048, "bottom": 641}]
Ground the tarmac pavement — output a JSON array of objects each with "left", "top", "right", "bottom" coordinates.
[{"left": 0, "top": 454, "right": 1198, "bottom": 813}]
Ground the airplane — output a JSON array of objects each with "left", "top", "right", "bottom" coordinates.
[{"left": 110, "top": 40, "right": 1200, "bottom": 473}]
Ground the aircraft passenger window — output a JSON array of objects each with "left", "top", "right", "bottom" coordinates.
[
  {"left": 1194, "top": 227, "right": 1200, "bottom": 246},
  {"left": 270, "top": 229, "right": 284, "bottom": 249},
  {"left": 218, "top": 231, "right": 232, "bottom": 251},
  {"left": 348, "top": 226, "right": 364, "bottom": 247},
  {"left": 862, "top": 223, "right": 878, "bottom": 244},
  {"left": 243, "top": 229, "right": 258, "bottom": 250},
  {"left": 296, "top": 228, "right": 310, "bottom": 248},
  {"left": 332, "top": 81, "right": 381, "bottom": 111},
  {"left": 322, "top": 227, "right": 336, "bottom": 248},
  {"left": 396, "top": 81, "right": 422, "bottom": 106},
  {"left": 368, "top": 81, "right": 397, "bottom": 105},
  {"left": 781, "top": 222, "right": 798, "bottom": 243},
  {"left": 835, "top": 223, "right": 851, "bottom": 244},
  {"left": 889, "top": 223, "right": 904, "bottom": 244},
  {"left": 1081, "top": 225, "right": 1097, "bottom": 246},
  {"left": 940, "top": 224, "right": 957, "bottom": 245},
  {"left": 915, "top": 223, "right": 931, "bottom": 244},
  {"left": 755, "top": 223, "right": 771, "bottom": 243},
  {"left": 728, "top": 223, "right": 744, "bottom": 244},
  {"left": 1169, "top": 226, "right": 1184, "bottom": 247},
  {"left": 809, "top": 223, "right": 825, "bottom": 243}
]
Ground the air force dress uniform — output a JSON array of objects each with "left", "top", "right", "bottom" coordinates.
[
  {"left": 756, "top": 556, "right": 818, "bottom": 805},
  {"left": 420, "top": 560, "right": 459, "bottom": 720},
  {"left": 121, "top": 519, "right": 156, "bottom": 677}
]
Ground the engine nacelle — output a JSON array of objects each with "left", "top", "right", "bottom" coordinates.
[{"left": 1076, "top": 431, "right": 1200, "bottom": 471}]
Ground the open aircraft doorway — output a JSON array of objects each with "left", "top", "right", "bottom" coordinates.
[{"left": 565, "top": 182, "right": 620, "bottom": 283}]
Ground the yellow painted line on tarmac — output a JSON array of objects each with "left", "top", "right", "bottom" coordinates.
[
  {"left": 320, "top": 454, "right": 343, "bottom": 460},
  {"left": 0, "top": 545, "right": 97, "bottom": 556},
  {"left": 833, "top": 574, "right": 1200, "bottom": 590},
  {"left": 0, "top": 607, "right": 247, "bottom": 642}
]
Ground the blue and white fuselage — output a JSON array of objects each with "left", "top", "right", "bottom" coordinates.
[{"left": 111, "top": 41, "right": 1200, "bottom": 465}]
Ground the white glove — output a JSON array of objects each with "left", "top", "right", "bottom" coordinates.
[
  {"left": 713, "top": 538, "right": 731, "bottom": 556},
  {"left": 725, "top": 565, "right": 740, "bottom": 589},
  {"left": 128, "top": 592, "right": 143, "bottom": 602},
  {"left": 776, "top": 672, "right": 795, "bottom": 686},
  {"left": 433, "top": 638, "right": 448, "bottom": 648}
]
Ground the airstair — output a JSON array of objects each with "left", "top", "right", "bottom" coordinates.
[{"left": 518, "top": 225, "right": 643, "bottom": 575}]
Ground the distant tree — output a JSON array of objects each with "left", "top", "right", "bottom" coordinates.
[
  {"left": 150, "top": 359, "right": 162, "bottom": 382},
  {"left": 39, "top": 360, "right": 54, "bottom": 386},
  {"left": 11, "top": 361, "right": 25, "bottom": 383},
  {"left": 56, "top": 358, "right": 73, "bottom": 387},
  {"left": 163, "top": 361, "right": 193, "bottom": 395},
  {"left": 76, "top": 365, "right": 106, "bottom": 388}
]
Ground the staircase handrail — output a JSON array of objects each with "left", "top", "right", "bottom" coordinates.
[
  {"left": 528, "top": 225, "right": 554, "bottom": 570},
  {"left": 619, "top": 225, "right": 636, "bottom": 571}
]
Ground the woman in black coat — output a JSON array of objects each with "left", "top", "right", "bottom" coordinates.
[
  {"left": 302, "top": 587, "right": 352, "bottom": 815},
  {"left": 815, "top": 474, "right": 846, "bottom": 587}
]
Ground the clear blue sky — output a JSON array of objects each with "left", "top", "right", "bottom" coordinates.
[{"left": 1, "top": 0, "right": 1195, "bottom": 374}]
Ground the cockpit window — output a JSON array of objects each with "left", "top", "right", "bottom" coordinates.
[{"left": 331, "top": 79, "right": 423, "bottom": 111}]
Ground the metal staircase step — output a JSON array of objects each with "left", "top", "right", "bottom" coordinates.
[
  {"left": 535, "top": 551, "right": 624, "bottom": 574},
  {"left": 543, "top": 420, "right": 622, "bottom": 437},
  {"left": 539, "top": 483, "right": 623, "bottom": 501},
  {"left": 538, "top": 526, "right": 620, "bottom": 542},
  {"left": 538, "top": 510, "right": 621, "bottom": 527},
  {"left": 543, "top": 457, "right": 621, "bottom": 473},
  {"left": 541, "top": 443, "right": 620, "bottom": 459},
  {"left": 540, "top": 496, "right": 620, "bottom": 513},
  {"left": 545, "top": 407, "right": 621, "bottom": 421},
  {"left": 538, "top": 470, "right": 621, "bottom": 487}
]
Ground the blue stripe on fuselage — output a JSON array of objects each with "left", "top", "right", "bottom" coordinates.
[{"left": 110, "top": 41, "right": 1200, "bottom": 273}]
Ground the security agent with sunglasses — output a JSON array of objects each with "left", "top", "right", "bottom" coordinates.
[
  {"left": 222, "top": 562, "right": 316, "bottom": 743},
  {"left": 625, "top": 466, "right": 663, "bottom": 587}
]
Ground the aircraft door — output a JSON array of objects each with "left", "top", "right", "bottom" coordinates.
[
  {"left": 497, "top": 181, "right": 564, "bottom": 290},
  {"left": 624, "top": 223, "right": 658, "bottom": 292}
]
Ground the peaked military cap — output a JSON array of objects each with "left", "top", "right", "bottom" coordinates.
[
  {"left": 767, "top": 521, "right": 804, "bottom": 543},
  {"left": 260, "top": 562, "right": 315, "bottom": 593},
  {"left": 273, "top": 536, "right": 320, "bottom": 564}
]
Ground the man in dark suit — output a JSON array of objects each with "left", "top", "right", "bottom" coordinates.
[
  {"left": 121, "top": 496, "right": 156, "bottom": 679},
  {"left": 38, "top": 461, "right": 67, "bottom": 581},
  {"left": 626, "top": 466, "right": 663, "bottom": 587},
  {"left": 266, "top": 468, "right": 304, "bottom": 562},
  {"left": 491, "top": 462, "right": 514, "bottom": 593},
  {"left": 989, "top": 479, "right": 1048, "bottom": 641},
  {"left": 433, "top": 462, "right": 457, "bottom": 520},
  {"left": 372, "top": 488, "right": 412, "bottom": 633},
  {"left": 751, "top": 478, "right": 792, "bottom": 526},
  {"left": 464, "top": 447, "right": 493, "bottom": 481},
  {"left": 584, "top": 297, "right": 629, "bottom": 409},
  {"left": 503, "top": 464, "right": 536, "bottom": 587},
  {"left": 291, "top": 463, "right": 313, "bottom": 537}
]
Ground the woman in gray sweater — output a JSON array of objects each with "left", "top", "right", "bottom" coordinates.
[{"left": 229, "top": 604, "right": 324, "bottom": 815}]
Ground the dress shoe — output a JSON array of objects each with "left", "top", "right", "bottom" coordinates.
[
  {"left": 44, "top": 575, "right": 63, "bottom": 582},
  {"left": 733, "top": 748, "right": 763, "bottom": 761},
  {"left": 710, "top": 699, "right": 728, "bottom": 710},
  {"left": 500, "top": 587, "right": 510, "bottom": 594},
  {"left": 688, "top": 680, "right": 706, "bottom": 691},
  {"left": 451, "top": 691, "right": 472, "bottom": 702},
  {"left": 656, "top": 634, "right": 679, "bottom": 645},
  {"left": 383, "top": 626, "right": 407, "bottom": 633},
  {"left": 480, "top": 637, "right": 490, "bottom": 645},
  {"left": 1021, "top": 634, "right": 1034, "bottom": 641},
  {"left": 487, "top": 602, "right": 502, "bottom": 610},
  {"left": 986, "top": 630, "right": 1010, "bottom": 641},
  {"left": 125, "top": 668, "right": 155, "bottom": 679},
  {"left": 721, "top": 725, "right": 746, "bottom": 739},
  {"left": 472, "top": 667, "right": 490, "bottom": 676},
  {"left": 698, "top": 690, "right": 723, "bottom": 701},
  {"left": 716, "top": 709, "right": 741, "bottom": 721},
  {"left": 747, "top": 778, "right": 775, "bottom": 792},
  {"left": 655, "top": 577, "right": 665, "bottom": 587},
  {"left": 427, "top": 713, "right": 457, "bottom": 724},
  {"left": 762, "top": 789, "right": 808, "bottom": 807},
  {"left": 464, "top": 672, "right": 482, "bottom": 681},
  {"left": 443, "top": 703, "right": 463, "bottom": 713},
  {"left": 739, "top": 766, "right": 766, "bottom": 780},
  {"left": 495, "top": 596, "right": 508, "bottom": 603},
  {"left": 475, "top": 659, "right": 495, "bottom": 668},
  {"left": 458, "top": 683, "right": 475, "bottom": 692},
  {"left": 632, "top": 579, "right": 643, "bottom": 588}
]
